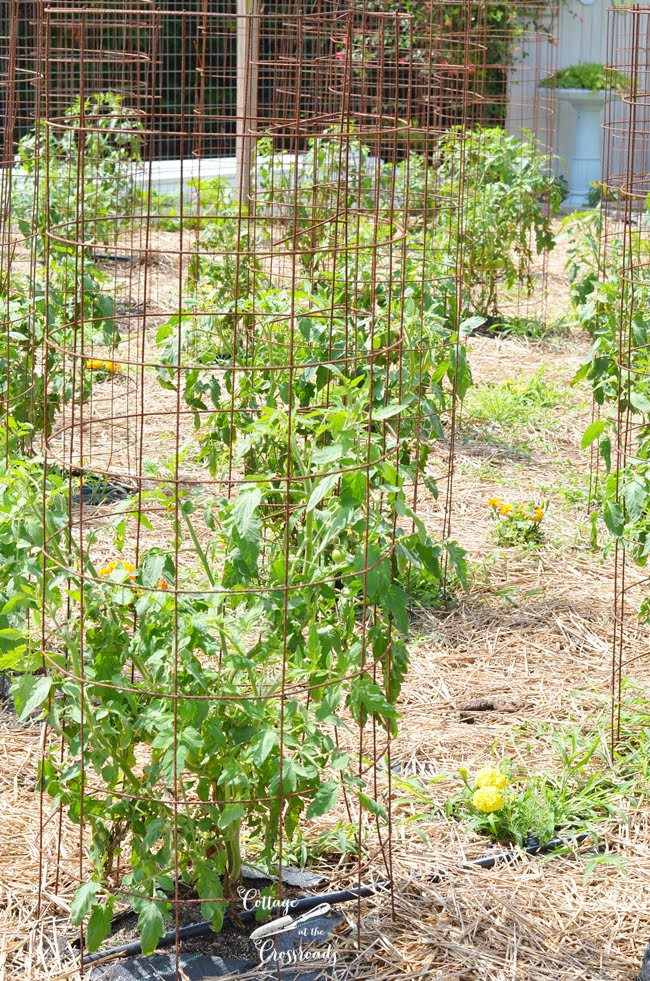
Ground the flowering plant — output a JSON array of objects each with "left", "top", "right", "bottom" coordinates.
[
  {"left": 448, "top": 762, "right": 557, "bottom": 846},
  {"left": 487, "top": 497, "right": 547, "bottom": 546},
  {"left": 86, "top": 358, "right": 122, "bottom": 374}
]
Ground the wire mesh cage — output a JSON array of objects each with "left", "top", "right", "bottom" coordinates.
[
  {"left": 0, "top": 1, "right": 566, "bottom": 977},
  {"left": 594, "top": 4, "right": 650, "bottom": 739}
]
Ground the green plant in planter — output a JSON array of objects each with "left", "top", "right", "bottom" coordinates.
[{"left": 540, "top": 63, "right": 631, "bottom": 93}]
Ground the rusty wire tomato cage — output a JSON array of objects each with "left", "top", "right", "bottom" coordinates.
[{"left": 0, "top": 2, "right": 565, "bottom": 977}]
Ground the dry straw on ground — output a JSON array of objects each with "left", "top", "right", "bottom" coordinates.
[{"left": 2, "top": 225, "right": 650, "bottom": 980}]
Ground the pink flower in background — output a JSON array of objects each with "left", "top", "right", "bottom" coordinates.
[{"left": 335, "top": 51, "right": 346, "bottom": 62}]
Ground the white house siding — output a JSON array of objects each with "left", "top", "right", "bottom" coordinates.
[{"left": 506, "top": 1, "right": 650, "bottom": 204}]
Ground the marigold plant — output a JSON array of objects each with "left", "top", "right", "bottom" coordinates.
[{"left": 488, "top": 498, "right": 547, "bottom": 546}]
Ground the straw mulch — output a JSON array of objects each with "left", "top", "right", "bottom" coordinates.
[{"left": 2, "top": 225, "right": 650, "bottom": 979}]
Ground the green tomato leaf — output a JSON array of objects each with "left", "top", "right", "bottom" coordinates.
[
  {"left": 358, "top": 792, "right": 387, "bottom": 821},
  {"left": 137, "top": 900, "right": 165, "bottom": 956},
  {"left": 382, "top": 584, "right": 409, "bottom": 635},
  {"left": 195, "top": 859, "right": 225, "bottom": 927},
  {"left": 372, "top": 401, "right": 409, "bottom": 421},
  {"left": 217, "top": 803, "right": 245, "bottom": 830},
  {"left": 232, "top": 486, "right": 262, "bottom": 541},
  {"left": 580, "top": 419, "right": 606, "bottom": 450},
  {"left": 623, "top": 477, "right": 647, "bottom": 522},
  {"left": 12, "top": 674, "right": 53, "bottom": 721},
  {"left": 70, "top": 880, "right": 101, "bottom": 926},
  {"left": 252, "top": 728, "right": 278, "bottom": 765},
  {"left": 306, "top": 780, "right": 339, "bottom": 819},
  {"left": 603, "top": 500, "right": 624, "bottom": 537},
  {"left": 306, "top": 473, "right": 339, "bottom": 512},
  {"left": 86, "top": 902, "right": 113, "bottom": 952}
]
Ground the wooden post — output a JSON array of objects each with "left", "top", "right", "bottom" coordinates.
[{"left": 236, "top": 0, "right": 259, "bottom": 208}]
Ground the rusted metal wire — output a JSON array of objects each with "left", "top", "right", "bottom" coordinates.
[{"left": 0, "top": 2, "right": 561, "bottom": 975}]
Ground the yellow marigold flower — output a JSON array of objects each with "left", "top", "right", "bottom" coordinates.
[
  {"left": 499, "top": 503, "right": 513, "bottom": 517},
  {"left": 99, "top": 560, "right": 136, "bottom": 580},
  {"left": 487, "top": 497, "right": 501, "bottom": 508},
  {"left": 474, "top": 766, "right": 508, "bottom": 790},
  {"left": 472, "top": 786, "right": 505, "bottom": 813},
  {"left": 531, "top": 506, "right": 544, "bottom": 523},
  {"left": 86, "top": 358, "right": 105, "bottom": 370},
  {"left": 156, "top": 577, "right": 169, "bottom": 591},
  {"left": 103, "top": 360, "right": 121, "bottom": 373}
]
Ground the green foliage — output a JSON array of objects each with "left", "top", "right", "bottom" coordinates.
[
  {"left": 541, "top": 63, "right": 631, "bottom": 93},
  {"left": 435, "top": 127, "right": 562, "bottom": 316},
  {"left": 20, "top": 372, "right": 467, "bottom": 951},
  {"left": 0, "top": 252, "right": 119, "bottom": 445},
  {"left": 13, "top": 92, "right": 144, "bottom": 249},
  {"left": 0, "top": 449, "right": 69, "bottom": 675},
  {"left": 488, "top": 498, "right": 547, "bottom": 547},
  {"left": 463, "top": 371, "right": 568, "bottom": 435},
  {"left": 566, "top": 209, "right": 650, "bottom": 575}
]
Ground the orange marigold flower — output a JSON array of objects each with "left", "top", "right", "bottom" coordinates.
[
  {"left": 99, "top": 560, "right": 136, "bottom": 580},
  {"left": 87, "top": 358, "right": 121, "bottom": 373},
  {"left": 531, "top": 506, "right": 544, "bottom": 523},
  {"left": 499, "top": 503, "right": 513, "bottom": 517},
  {"left": 156, "top": 577, "right": 169, "bottom": 591}
]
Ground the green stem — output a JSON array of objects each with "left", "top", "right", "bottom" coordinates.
[{"left": 182, "top": 507, "right": 216, "bottom": 588}]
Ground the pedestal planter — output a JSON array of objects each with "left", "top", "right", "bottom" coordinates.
[{"left": 556, "top": 88, "right": 608, "bottom": 208}]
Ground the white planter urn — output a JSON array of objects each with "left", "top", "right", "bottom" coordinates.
[{"left": 556, "top": 88, "right": 608, "bottom": 208}]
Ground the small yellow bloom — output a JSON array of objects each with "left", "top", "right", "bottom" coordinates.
[
  {"left": 487, "top": 497, "right": 501, "bottom": 508},
  {"left": 531, "top": 506, "right": 544, "bottom": 523},
  {"left": 86, "top": 358, "right": 121, "bottom": 373},
  {"left": 99, "top": 560, "right": 136, "bottom": 580},
  {"left": 156, "top": 577, "right": 169, "bottom": 591},
  {"left": 474, "top": 766, "right": 508, "bottom": 790},
  {"left": 499, "top": 503, "right": 513, "bottom": 517},
  {"left": 472, "top": 786, "right": 505, "bottom": 813}
]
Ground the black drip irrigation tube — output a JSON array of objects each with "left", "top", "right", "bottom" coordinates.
[{"left": 81, "top": 832, "right": 589, "bottom": 966}]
